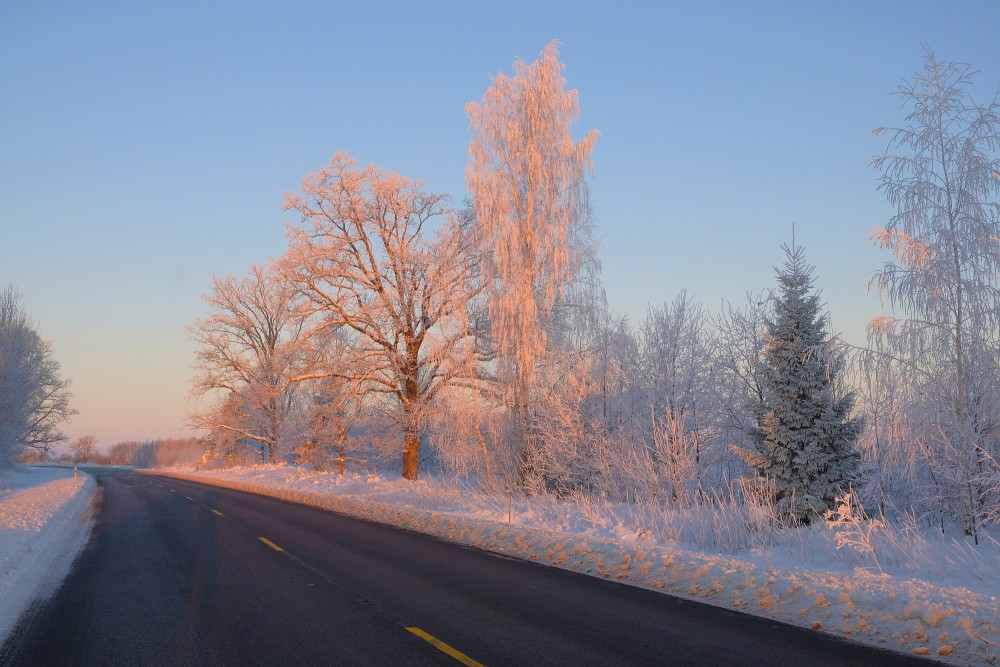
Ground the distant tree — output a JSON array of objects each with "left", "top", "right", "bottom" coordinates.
[
  {"left": 0, "top": 284, "right": 74, "bottom": 467},
  {"left": 16, "top": 450, "right": 51, "bottom": 464},
  {"left": 189, "top": 263, "right": 310, "bottom": 463},
  {"left": 71, "top": 435, "right": 98, "bottom": 463},
  {"left": 106, "top": 441, "right": 140, "bottom": 467},
  {"left": 734, "top": 244, "right": 863, "bottom": 524},
  {"left": 136, "top": 438, "right": 207, "bottom": 468},
  {"left": 466, "top": 41, "right": 599, "bottom": 479},
  {"left": 281, "top": 153, "right": 477, "bottom": 480}
]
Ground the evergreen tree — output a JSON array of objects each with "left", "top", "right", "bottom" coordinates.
[{"left": 735, "top": 244, "right": 863, "bottom": 524}]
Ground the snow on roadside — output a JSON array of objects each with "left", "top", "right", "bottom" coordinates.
[
  {"left": 0, "top": 466, "right": 96, "bottom": 645},
  {"left": 154, "top": 465, "right": 1000, "bottom": 665}
]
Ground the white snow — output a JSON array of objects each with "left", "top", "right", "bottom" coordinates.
[
  {"left": 155, "top": 464, "right": 1000, "bottom": 665},
  {"left": 0, "top": 466, "right": 95, "bottom": 645}
]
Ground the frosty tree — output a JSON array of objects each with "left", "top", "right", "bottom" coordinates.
[
  {"left": 189, "top": 263, "right": 309, "bottom": 463},
  {"left": 734, "top": 245, "right": 862, "bottom": 524},
  {"left": 293, "top": 329, "right": 358, "bottom": 475},
  {"left": 466, "top": 41, "right": 599, "bottom": 478},
  {"left": 713, "top": 291, "right": 771, "bottom": 479},
  {"left": 282, "top": 153, "right": 477, "bottom": 480},
  {"left": 466, "top": 42, "right": 598, "bottom": 399},
  {"left": 870, "top": 47, "right": 1000, "bottom": 423},
  {"left": 867, "top": 47, "right": 1000, "bottom": 538},
  {"left": 0, "top": 284, "right": 74, "bottom": 467}
]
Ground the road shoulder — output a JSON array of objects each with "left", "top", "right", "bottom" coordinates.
[{"left": 0, "top": 466, "right": 96, "bottom": 645}]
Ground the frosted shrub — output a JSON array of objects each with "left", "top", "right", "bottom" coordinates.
[
  {"left": 825, "top": 491, "right": 887, "bottom": 572},
  {"left": 819, "top": 496, "right": 943, "bottom": 574},
  {"left": 649, "top": 403, "right": 700, "bottom": 506}
]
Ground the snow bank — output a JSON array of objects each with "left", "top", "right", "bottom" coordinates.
[
  {"left": 0, "top": 466, "right": 95, "bottom": 645},
  {"left": 154, "top": 466, "right": 1000, "bottom": 665}
]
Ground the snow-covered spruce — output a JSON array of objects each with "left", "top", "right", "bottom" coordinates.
[{"left": 734, "top": 244, "right": 862, "bottom": 525}]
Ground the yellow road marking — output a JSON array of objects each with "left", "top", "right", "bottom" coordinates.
[
  {"left": 169, "top": 489, "right": 175, "bottom": 493},
  {"left": 211, "top": 509, "right": 224, "bottom": 517},
  {"left": 258, "top": 537, "right": 283, "bottom": 552},
  {"left": 406, "top": 627, "right": 484, "bottom": 667},
  {"left": 184, "top": 496, "right": 194, "bottom": 501}
]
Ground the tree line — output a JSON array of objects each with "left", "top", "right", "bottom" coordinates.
[{"left": 176, "top": 43, "right": 996, "bottom": 533}]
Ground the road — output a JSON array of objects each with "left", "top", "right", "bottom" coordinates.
[{"left": 1, "top": 470, "right": 928, "bottom": 666}]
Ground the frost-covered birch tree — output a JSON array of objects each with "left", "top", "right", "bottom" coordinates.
[
  {"left": 282, "top": 153, "right": 476, "bottom": 480},
  {"left": 189, "top": 263, "right": 309, "bottom": 463},
  {"left": 867, "top": 47, "right": 1000, "bottom": 538},
  {"left": 0, "top": 284, "right": 74, "bottom": 467},
  {"left": 466, "top": 41, "right": 599, "bottom": 477},
  {"left": 734, "top": 245, "right": 862, "bottom": 524}
]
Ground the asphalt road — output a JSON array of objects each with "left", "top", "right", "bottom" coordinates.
[{"left": 1, "top": 470, "right": 930, "bottom": 666}]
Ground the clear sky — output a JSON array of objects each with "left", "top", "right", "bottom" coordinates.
[{"left": 2, "top": 1, "right": 998, "bottom": 449}]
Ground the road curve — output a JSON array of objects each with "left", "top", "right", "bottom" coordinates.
[{"left": 0, "top": 470, "right": 930, "bottom": 666}]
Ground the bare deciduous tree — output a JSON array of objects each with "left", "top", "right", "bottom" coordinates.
[
  {"left": 189, "top": 263, "right": 309, "bottom": 463},
  {"left": 0, "top": 284, "right": 74, "bottom": 467},
  {"left": 282, "top": 153, "right": 476, "bottom": 480},
  {"left": 71, "top": 434, "right": 98, "bottom": 463},
  {"left": 868, "top": 47, "right": 1000, "bottom": 539}
]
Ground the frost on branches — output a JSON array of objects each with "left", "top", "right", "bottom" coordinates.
[
  {"left": 282, "top": 153, "right": 477, "bottom": 480},
  {"left": 734, "top": 244, "right": 862, "bottom": 525},
  {"left": 465, "top": 40, "right": 599, "bottom": 485},
  {"left": 0, "top": 284, "right": 74, "bottom": 467},
  {"left": 188, "top": 264, "right": 310, "bottom": 464},
  {"left": 864, "top": 47, "right": 1000, "bottom": 541},
  {"left": 466, "top": 42, "right": 597, "bottom": 399}
]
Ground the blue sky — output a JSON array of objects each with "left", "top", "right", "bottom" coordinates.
[{"left": 2, "top": 1, "right": 998, "bottom": 447}]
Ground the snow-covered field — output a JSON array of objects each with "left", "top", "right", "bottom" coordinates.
[
  {"left": 0, "top": 466, "right": 95, "bottom": 646},
  {"left": 156, "top": 464, "right": 1000, "bottom": 665}
]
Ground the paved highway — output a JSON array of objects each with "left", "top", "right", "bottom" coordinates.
[{"left": 1, "top": 470, "right": 928, "bottom": 666}]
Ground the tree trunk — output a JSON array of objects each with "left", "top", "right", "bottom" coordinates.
[
  {"left": 336, "top": 412, "right": 346, "bottom": 476},
  {"left": 401, "top": 363, "right": 422, "bottom": 480},
  {"left": 402, "top": 425, "right": 420, "bottom": 480}
]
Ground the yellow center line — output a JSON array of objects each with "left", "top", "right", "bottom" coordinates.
[
  {"left": 169, "top": 489, "right": 175, "bottom": 493},
  {"left": 406, "top": 627, "right": 485, "bottom": 667},
  {"left": 258, "top": 537, "right": 284, "bottom": 552},
  {"left": 184, "top": 496, "right": 194, "bottom": 501},
  {"left": 211, "top": 509, "right": 224, "bottom": 517}
]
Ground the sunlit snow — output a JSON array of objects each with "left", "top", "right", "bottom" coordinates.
[{"left": 0, "top": 466, "right": 94, "bottom": 645}]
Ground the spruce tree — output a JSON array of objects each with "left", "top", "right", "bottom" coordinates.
[{"left": 735, "top": 244, "right": 863, "bottom": 524}]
